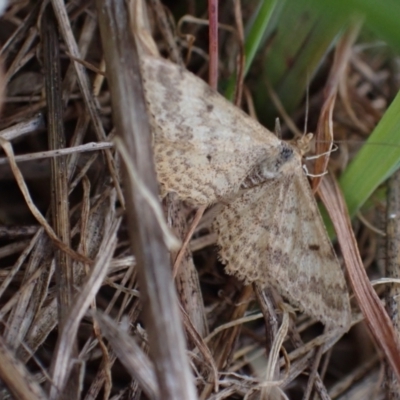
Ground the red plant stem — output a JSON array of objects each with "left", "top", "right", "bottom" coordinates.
[{"left": 208, "top": 0, "right": 218, "bottom": 89}]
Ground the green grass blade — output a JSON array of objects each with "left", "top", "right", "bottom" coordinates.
[
  {"left": 224, "top": 0, "right": 278, "bottom": 100},
  {"left": 243, "top": 0, "right": 278, "bottom": 76},
  {"left": 339, "top": 90, "right": 400, "bottom": 218}
]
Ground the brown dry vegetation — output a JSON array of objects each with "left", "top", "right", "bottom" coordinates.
[{"left": 0, "top": 1, "right": 399, "bottom": 399}]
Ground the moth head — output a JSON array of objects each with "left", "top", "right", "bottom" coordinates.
[{"left": 295, "top": 133, "right": 314, "bottom": 156}]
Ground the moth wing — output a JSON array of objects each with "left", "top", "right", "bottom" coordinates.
[
  {"left": 140, "top": 55, "right": 283, "bottom": 205},
  {"left": 214, "top": 161, "right": 351, "bottom": 329}
]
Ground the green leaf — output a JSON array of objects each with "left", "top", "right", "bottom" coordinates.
[{"left": 340, "top": 90, "right": 400, "bottom": 218}]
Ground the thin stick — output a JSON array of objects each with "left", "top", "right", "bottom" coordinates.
[
  {"left": 208, "top": 0, "right": 218, "bottom": 89},
  {"left": 0, "top": 142, "right": 114, "bottom": 165},
  {"left": 172, "top": 205, "right": 206, "bottom": 277}
]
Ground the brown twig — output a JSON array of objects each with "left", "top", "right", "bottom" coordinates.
[
  {"left": 233, "top": 0, "right": 245, "bottom": 107},
  {"left": 0, "top": 335, "right": 48, "bottom": 400}
]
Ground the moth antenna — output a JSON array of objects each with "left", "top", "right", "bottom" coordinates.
[
  {"left": 302, "top": 164, "right": 328, "bottom": 178},
  {"left": 303, "top": 71, "right": 310, "bottom": 137},
  {"left": 305, "top": 143, "right": 338, "bottom": 160}
]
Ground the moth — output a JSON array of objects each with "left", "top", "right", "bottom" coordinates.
[{"left": 137, "top": 44, "right": 351, "bottom": 330}]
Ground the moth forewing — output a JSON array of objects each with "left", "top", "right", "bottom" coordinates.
[
  {"left": 140, "top": 54, "right": 286, "bottom": 205},
  {"left": 214, "top": 147, "right": 351, "bottom": 329}
]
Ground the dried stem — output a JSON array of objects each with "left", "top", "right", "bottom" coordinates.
[{"left": 96, "top": 1, "right": 197, "bottom": 399}]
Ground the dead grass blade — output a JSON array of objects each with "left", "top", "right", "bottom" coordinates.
[
  {"left": 95, "top": 312, "right": 159, "bottom": 399},
  {"left": 97, "top": 0, "right": 197, "bottom": 398},
  {"left": 319, "top": 174, "right": 400, "bottom": 381},
  {"left": 180, "top": 305, "right": 219, "bottom": 392},
  {"left": 0, "top": 142, "right": 113, "bottom": 165},
  {"left": 48, "top": 218, "right": 120, "bottom": 399},
  {"left": 384, "top": 168, "right": 400, "bottom": 394},
  {"left": 0, "top": 138, "right": 91, "bottom": 264},
  {"left": 0, "top": 113, "right": 45, "bottom": 141},
  {"left": 0, "top": 335, "right": 48, "bottom": 400},
  {"left": 313, "top": 19, "right": 362, "bottom": 189},
  {"left": 50, "top": 0, "right": 125, "bottom": 208},
  {"left": 42, "top": 6, "right": 74, "bottom": 332}
]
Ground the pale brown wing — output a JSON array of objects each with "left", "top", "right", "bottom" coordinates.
[
  {"left": 214, "top": 155, "right": 351, "bottom": 329},
  {"left": 140, "top": 55, "right": 285, "bottom": 205}
]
